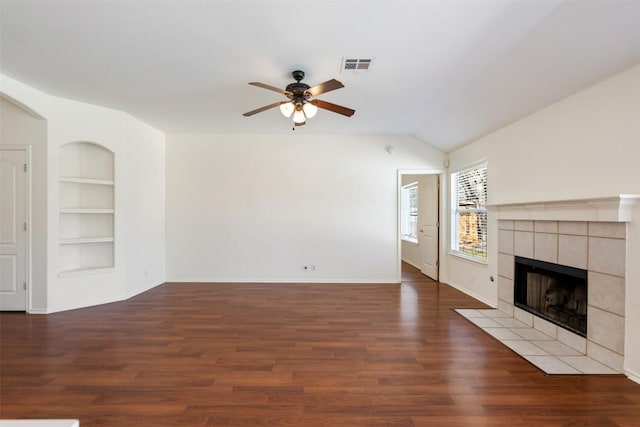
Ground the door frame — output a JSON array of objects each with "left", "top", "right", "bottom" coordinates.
[
  {"left": 1, "top": 145, "right": 31, "bottom": 312},
  {"left": 397, "top": 169, "right": 444, "bottom": 282}
]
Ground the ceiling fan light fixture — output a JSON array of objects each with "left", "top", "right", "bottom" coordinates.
[
  {"left": 293, "top": 104, "right": 306, "bottom": 124},
  {"left": 280, "top": 102, "right": 294, "bottom": 118},
  {"left": 302, "top": 102, "right": 318, "bottom": 119}
]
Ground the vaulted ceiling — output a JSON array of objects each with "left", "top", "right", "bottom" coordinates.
[{"left": 1, "top": 0, "right": 639, "bottom": 151}]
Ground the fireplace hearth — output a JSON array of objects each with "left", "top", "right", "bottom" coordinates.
[{"left": 514, "top": 256, "right": 588, "bottom": 336}]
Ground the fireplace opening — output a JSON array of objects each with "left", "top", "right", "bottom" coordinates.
[{"left": 514, "top": 256, "right": 587, "bottom": 337}]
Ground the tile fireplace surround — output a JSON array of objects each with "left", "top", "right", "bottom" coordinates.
[
  {"left": 496, "top": 218, "right": 625, "bottom": 372},
  {"left": 471, "top": 196, "right": 640, "bottom": 377}
]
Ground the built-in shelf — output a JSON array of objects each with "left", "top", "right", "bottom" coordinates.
[
  {"left": 60, "top": 208, "right": 114, "bottom": 214},
  {"left": 59, "top": 237, "right": 114, "bottom": 245},
  {"left": 58, "top": 266, "right": 115, "bottom": 277},
  {"left": 60, "top": 177, "right": 114, "bottom": 186},
  {"left": 59, "top": 142, "right": 114, "bottom": 275}
]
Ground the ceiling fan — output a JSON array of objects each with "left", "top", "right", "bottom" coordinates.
[{"left": 243, "top": 70, "right": 355, "bottom": 126}]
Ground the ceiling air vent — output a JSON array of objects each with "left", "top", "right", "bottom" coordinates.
[{"left": 341, "top": 57, "right": 373, "bottom": 73}]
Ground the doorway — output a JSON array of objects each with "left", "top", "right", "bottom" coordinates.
[
  {"left": 399, "top": 171, "right": 440, "bottom": 281},
  {"left": 0, "top": 147, "right": 29, "bottom": 310}
]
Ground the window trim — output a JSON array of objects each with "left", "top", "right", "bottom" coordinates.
[
  {"left": 400, "top": 181, "right": 419, "bottom": 244},
  {"left": 450, "top": 161, "right": 488, "bottom": 264}
]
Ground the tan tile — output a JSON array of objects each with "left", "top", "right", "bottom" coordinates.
[
  {"left": 502, "top": 340, "right": 549, "bottom": 356},
  {"left": 587, "top": 341, "right": 623, "bottom": 372},
  {"left": 522, "top": 355, "right": 580, "bottom": 374},
  {"left": 497, "top": 300, "right": 514, "bottom": 316},
  {"left": 498, "top": 253, "right": 514, "bottom": 280},
  {"left": 588, "top": 237, "right": 625, "bottom": 277},
  {"left": 534, "top": 233, "right": 558, "bottom": 263},
  {"left": 587, "top": 306, "right": 624, "bottom": 354},
  {"left": 557, "top": 328, "right": 587, "bottom": 354},
  {"left": 499, "top": 220, "right": 514, "bottom": 231},
  {"left": 559, "top": 221, "right": 588, "bottom": 236},
  {"left": 511, "top": 327, "right": 554, "bottom": 341},
  {"left": 498, "top": 276, "right": 513, "bottom": 304},
  {"left": 514, "top": 231, "right": 533, "bottom": 258},
  {"left": 455, "top": 309, "right": 486, "bottom": 318},
  {"left": 531, "top": 340, "right": 582, "bottom": 356},
  {"left": 535, "top": 221, "right": 558, "bottom": 233},
  {"left": 483, "top": 327, "right": 523, "bottom": 341},
  {"left": 534, "top": 316, "right": 558, "bottom": 339},
  {"left": 498, "top": 229, "right": 514, "bottom": 255},
  {"left": 514, "top": 220, "right": 533, "bottom": 231},
  {"left": 589, "top": 222, "right": 626, "bottom": 239},
  {"left": 469, "top": 317, "right": 503, "bottom": 328},
  {"left": 558, "top": 235, "right": 587, "bottom": 269},
  {"left": 513, "top": 307, "right": 534, "bottom": 327},
  {"left": 476, "top": 309, "right": 513, "bottom": 318},
  {"left": 557, "top": 356, "right": 618, "bottom": 374},
  {"left": 494, "top": 317, "right": 529, "bottom": 328},
  {"left": 588, "top": 272, "right": 625, "bottom": 316}
]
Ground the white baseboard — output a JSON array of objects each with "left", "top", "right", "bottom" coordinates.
[
  {"left": 625, "top": 368, "right": 640, "bottom": 385},
  {"left": 126, "top": 280, "right": 165, "bottom": 300},
  {"left": 45, "top": 294, "right": 122, "bottom": 314},
  {"left": 168, "top": 279, "right": 401, "bottom": 284},
  {"left": 444, "top": 280, "right": 497, "bottom": 308}
]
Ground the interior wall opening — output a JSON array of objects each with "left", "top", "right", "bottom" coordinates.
[{"left": 398, "top": 171, "right": 441, "bottom": 282}]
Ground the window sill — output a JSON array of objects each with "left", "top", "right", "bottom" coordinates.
[
  {"left": 401, "top": 237, "right": 418, "bottom": 245},
  {"left": 449, "top": 251, "right": 488, "bottom": 265}
]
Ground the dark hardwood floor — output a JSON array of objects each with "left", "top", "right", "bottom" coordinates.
[{"left": 2, "top": 263, "right": 640, "bottom": 426}]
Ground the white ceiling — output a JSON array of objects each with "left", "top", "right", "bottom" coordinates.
[{"left": 1, "top": 0, "right": 639, "bottom": 152}]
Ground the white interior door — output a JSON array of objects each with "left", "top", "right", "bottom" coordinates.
[
  {"left": 419, "top": 175, "right": 439, "bottom": 280},
  {"left": 0, "top": 149, "right": 28, "bottom": 311}
]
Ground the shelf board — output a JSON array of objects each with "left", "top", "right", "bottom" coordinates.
[
  {"left": 58, "top": 266, "right": 115, "bottom": 277},
  {"left": 60, "top": 208, "right": 114, "bottom": 214},
  {"left": 60, "top": 177, "right": 114, "bottom": 185},
  {"left": 59, "top": 237, "right": 114, "bottom": 245}
]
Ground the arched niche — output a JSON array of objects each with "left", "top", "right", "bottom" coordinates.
[{"left": 59, "top": 141, "right": 115, "bottom": 275}]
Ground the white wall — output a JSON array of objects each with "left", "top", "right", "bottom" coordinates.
[
  {"left": 122, "top": 119, "right": 166, "bottom": 298},
  {"left": 1, "top": 74, "right": 166, "bottom": 313},
  {"left": 0, "top": 96, "right": 48, "bottom": 311},
  {"left": 166, "top": 134, "right": 445, "bottom": 283},
  {"left": 445, "top": 64, "right": 640, "bottom": 377}
]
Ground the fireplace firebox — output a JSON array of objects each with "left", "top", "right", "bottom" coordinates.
[{"left": 514, "top": 256, "right": 588, "bottom": 336}]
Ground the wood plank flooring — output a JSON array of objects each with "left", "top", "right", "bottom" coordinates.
[{"left": 2, "top": 263, "right": 640, "bottom": 426}]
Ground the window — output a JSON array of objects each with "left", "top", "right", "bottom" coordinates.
[
  {"left": 401, "top": 182, "right": 419, "bottom": 243},
  {"left": 451, "top": 163, "right": 487, "bottom": 261}
]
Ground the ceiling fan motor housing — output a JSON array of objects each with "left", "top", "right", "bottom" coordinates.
[
  {"left": 292, "top": 70, "right": 305, "bottom": 82},
  {"left": 285, "top": 70, "right": 311, "bottom": 100}
]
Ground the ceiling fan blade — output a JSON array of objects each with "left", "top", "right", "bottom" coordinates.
[
  {"left": 243, "top": 101, "right": 287, "bottom": 117},
  {"left": 311, "top": 99, "right": 355, "bottom": 117},
  {"left": 305, "top": 79, "right": 344, "bottom": 97},
  {"left": 248, "top": 82, "right": 291, "bottom": 95}
]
